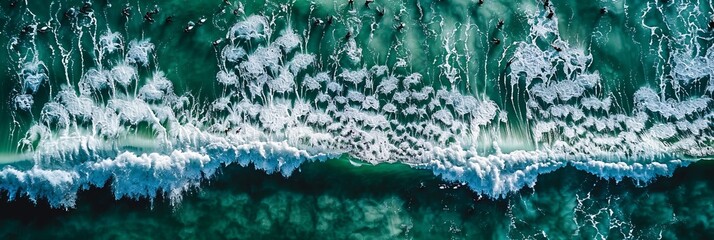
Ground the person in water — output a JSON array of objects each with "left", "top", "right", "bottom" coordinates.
[
  {"left": 80, "top": 1, "right": 92, "bottom": 14},
  {"left": 65, "top": 7, "right": 77, "bottom": 19},
  {"left": 312, "top": 17, "right": 324, "bottom": 26},
  {"left": 184, "top": 21, "right": 196, "bottom": 32},
  {"left": 212, "top": 39, "right": 223, "bottom": 47},
  {"left": 396, "top": 22, "right": 405, "bottom": 32},
  {"left": 345, "top": 31, "right": 352, "bottom": 40},
  {"left": 144, "top": 12, "right": 154, "bottom": 22},
  {"left": 365, "top": 0, "right": 374, "bottom": 8},
  {"left": 122, "top": 5, "right": 131, "bottom": 17}
]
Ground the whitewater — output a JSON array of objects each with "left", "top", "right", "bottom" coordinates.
[{"left": 1, "top": 0, "right": 713, "bottom": 210}]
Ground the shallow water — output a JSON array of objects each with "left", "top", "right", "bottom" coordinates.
[{"left": 1, "top": 0, "right": 713, "bottom": 238}]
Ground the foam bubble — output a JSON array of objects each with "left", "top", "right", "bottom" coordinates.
[
  {"left": 14, "top": 94, "right": 34, "bottom": 111},
  {"left": 20, "top": 61, "right": 48, "bottom": 94},
  {"left": 228, "top": 15, "right": 270, "bottom": 41},
  {"left": 125, "top": 39, "right": 155, "bottom": 66}
]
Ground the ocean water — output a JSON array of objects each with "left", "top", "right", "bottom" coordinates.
[{"left": 0, "top": 0, "right": 713, "bottom": 238}]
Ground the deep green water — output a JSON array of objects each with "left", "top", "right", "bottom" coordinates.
[
  {"left": 2, "top": 159, "right": 714, "bottom": 239},
  {"left": 1, "top": 0, "right": 714, "bottom": 238}
]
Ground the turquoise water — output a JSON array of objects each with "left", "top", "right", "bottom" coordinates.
[{"left": 1, "top": 0, "right": 713, "bottom": 238}]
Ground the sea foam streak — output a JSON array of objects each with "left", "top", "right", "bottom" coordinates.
[{"left": 1, "top": 1, "right": 711, "bottom": 208}]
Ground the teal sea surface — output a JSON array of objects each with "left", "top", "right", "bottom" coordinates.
[{"left": 1, "top": 0, "right": 713, "bottom": 238}]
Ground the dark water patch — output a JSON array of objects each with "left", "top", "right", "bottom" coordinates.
[{"left": 0, "top": 159, "right": 713, "bottom": 239}]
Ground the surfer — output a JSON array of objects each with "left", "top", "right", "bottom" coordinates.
[
  {"left": 80, "top": 1, "right": 93, "bottom": 14},
  {"left": 491, "top": 38, "right": 500, "bottom": 45},
  {"left": 365, "top": 0, "right": 374, "bottom": 8},
  {"left": 144, "top": 11, "right": 155, "bottom": 23},
  {"left": 212, "top": 39, "right": 222, "bottom": 47},
  {"left": 312, "top": 17, "right": 324, "bottom": 26},
  {"left": 65, "top": 8, "right": 77, "bottom": 19},
  {"left": 38, "top": 26, "right": 50, "bottom": 33},
  {"left": 396, "top": 22, "right": 405, "bottom": 32},
  {"left": 122, "top": 5, "right": 131, "bottom": 17},
  {"left": 497, "top": 19, "right": 504, "bottom": 29},
  {"left": 20, "top": 25, "right": 32, "bottom": 35},
  {"left": 184, "top": 21, "right": 196, "bottom": 32}
]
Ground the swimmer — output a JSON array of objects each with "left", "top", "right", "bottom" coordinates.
[
  {"left": 165, "top": 15, "right": 174, "bottom": 24},
  {"left": 395, "top": 22, "right": 405, "bottom": 32},
  {"left": 122, "top": 5, "right": 131, "bottom": 17},
  {"left": 144, "top": 12, "right": 154, "bottom": 23}
]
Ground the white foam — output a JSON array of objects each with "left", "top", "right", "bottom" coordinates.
[
  {"left": 20, "top": 60, "right": 48, "bottom": 94},
  {"left": 14, "top": 94, "right": 34, "bottom": 111},
  {"left": 98, "top": 31, "right": 123, "bottom": 54},
  {"left": 289, "top": 54, "right": 315, "bottom": 74},
  {"left": 273, "top": 29, "right": 300, "bottom": 53},
  {"left": 340, "top": 68, "right": 368, "bottom": 87},
  {"left": 6, "top": 10, "right": 711, "bottom": 210},
  {"left": 216, "top": 70, "right": 238, "bottom": 85},
  {"left": 268, "top": 68, "right": 295, "bottom": 94},
  {"left": 110, "top": 64, "right": 137, "bottom": 87},
  {"left": 79, "top": 69, "right": 111, "bottom": 95},
  {"left": 227, "top": 15, "right": 270, "bottom": 41},
  {"left": 222, "top": 45, "right": 247, "bottom": 62},
  {"left": 125, "top": 39, "right": 155, "bottom": 66}
]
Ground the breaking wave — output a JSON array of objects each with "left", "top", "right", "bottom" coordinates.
[{"left": 1, "top": 0, "right": 712, "bottom": 208}]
